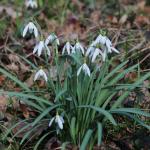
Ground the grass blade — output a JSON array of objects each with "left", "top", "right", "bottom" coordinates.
[{"left": 80, "top": 129, "right": 93, "bottom": 150}]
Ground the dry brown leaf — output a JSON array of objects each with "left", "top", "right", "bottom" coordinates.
[
  {"left": 135, "top": 15, "right": 149, "bottom": 25},
  {"left": 0, "top": 75, "right": 5, "bottom": 86},
  {"left": 25, "top": 73, "right": 34, "bottom": 87},
  {"left": 119, "top": 14, "right": 128, "bottom": 24},
  {"left": 0, "top": 95, "right": 8, "bottom": 113},
  {"left": 6, "top": 62, "right": 19, "bottom": 72},
  {"left": 8, "top": 54, "right": 20, "bottom": 63},
  {"left": 0, "top": 6, "right": 21, "bottom": 19},
  {"left": 19, "top": 103, "right": 30, "bottom": 119}
]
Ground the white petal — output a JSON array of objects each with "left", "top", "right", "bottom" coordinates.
[
  {"left": 66, "top": 42, "right": 71, "bottom": 54},
  {"left": 60, "top": 116, "right": 64, "bottom": 123},
  {"left": 86, "top": 46, "right": 94, "bottom": 57},
  {"left": 46, "top": 45, "right": 51, "bottom": 56},
  {"left": 90, "top": 41, "right": 97, "bottom": 47},
  {"left": 62, "top": 45, "right": 66, "bottom": 54},
  {"left": 92, "top": 48, "right": 100, "bottom": 62},
  {"left": 79, "top": 44, "right": 84, "bottom": 54},
  {"left": 83, "top": 64, "right": 90, "bottom": 76},
  {"left": 111, "top": 47, "right": 119, "bottom": 53},
  {"left": 45, "top": 38, "right": 49, "bottom": 45},
  {"left": 106, "top": 39, "right": 112, "bottom": 53},
  {"left": 49, "top": 117, "right": 55, "bottom": 127},
  {"left": 22, "top": 25, "right": 29, "bottom": 37},
  {"left": 37, "top": 41, "right": 44, "bottom": 56},
  {"left": 56, "top": 38, "right": 60, "bottom": 45},
  {"left": 75, "top": 42, "right": 84, "bottom": 54},
  {"left": 34, "top": 70, "right": 40, "bottom": 81},
  {"left": 33, "top": 44, "right": 38, "bottom": 54},
  {"left": 71, "top": 47, "right": 76, "bottom": 53},
  {"left": 77, "top": 65, "right": 83, "bottom": 76},
  {"left": 33, "top": 26, "right": 38, "bottom": 38},
  {"left": 57, "top": 117, "right": 63, "bottom": 129},
  {"left": 42, "top": 71, "right": 48, "bottom": 82}
]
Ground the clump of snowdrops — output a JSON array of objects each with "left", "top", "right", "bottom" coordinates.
[{"left": 1, "top": 19, "right": 150, "bottom": 150}]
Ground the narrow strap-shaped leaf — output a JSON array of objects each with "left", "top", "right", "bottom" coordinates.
[
  {"left": 110, "top": 108, "right": 150, "bottom": 117},
  {"left": 70, "top": 117, "right": 76, "bottom": 143},
  {"left": 34, "top": 132, "right": 52, "bottom": 150},
  {"left": 78, "top": 105, "right": 117, "bottom": 125},
  {"left": 97, "top": 122, "right": 102, "bottom": 146},
  {"left": 80, "top": 129, "right": 93, "bottom": 150},
  {"left": 103, "top": 60, "right": 128, "bottom": 82}
]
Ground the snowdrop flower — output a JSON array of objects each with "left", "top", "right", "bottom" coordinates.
[
  {"left": 45, "top": 34, "right": 60, "bottom": 46},
  {"left": 86, "top": 46, "right": 95, "bottom": 57},
  {"left": 95, "top": 34, "right": 119, "bottom": 54},
  {"left": 92, "top": 48, "right": 107, "bottom": 62},
  {"left": 34, "top": 68, "right": 48, "bottom": 82},
  {"left": 77, "top": 63, "right": 91, "bottom": 77},
  {"left": 95, "top": 34, "right": 107, "bottom": 45},
  {"left": 25, "top": 0, "right": 38, "bottom": 9},
  {"left": 33, "top": 41, "right": 50, "bottom": 57},
  {"left": 91, "top": 48, "right": 101, "bottom": 62},
  {"left": 22, "top": 22, "right": 38, "bottom": 38},
  {"left": 62, "top": 42, "right": 73, "bottom": 55},
  {"left": 74, "top": 42, "right": 84, "bottom": 54},
  {"left": 49, "top": 113, "right": 64, "bottom": 130}
]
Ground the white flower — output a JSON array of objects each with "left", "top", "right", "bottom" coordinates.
[
  {"left": 86, "top": 46, "right": 95, "bottom": 57},
  {"left": 34, "top": 69, "right": 48, "bottom": 82},
  {"left": 49, "top": 113, "right": 64, "bottom": 130},
  {"left": 95, "top": 34, "right": 119, "bottom": 54},
  {"left": 25, "top": 0, "right": 38, "bottom": 9},
  {"left": 45, "top": 34, "right": 60, "bottom": 46},
  {"left": 95, "top": 34, "right": 107, "bottom": 45},
  {"left": 91, "top": 48, "right": 101, "bottom": 62},
  {"left": 74, "top": 42, "right": 84, "bottom": 54},
  {"left": 22, "top": 22, "right": 38, "bottom": 38},
  {"left": 62, "top": 42, "right": 73, "bottom": 55},
  {"left": 33, "top": 41, "right": 50, "bottom": 57},
  {"left": 77, "top": 63, "right": 91, "bottom": 77},
  {"left": 91, "top": 48, "right": 107, "bottom": 62}
]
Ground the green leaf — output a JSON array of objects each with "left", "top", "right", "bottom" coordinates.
[
  {"left": 80, "top": 129, "right": 93, "bottom": 150},
  {"left": 79, "top": 105, "right": 117, "bottom": 125},
  {"left": 97, "top": 122, "right": 102, "bottom": 146},
  {"left": 55, "top": 89, "right": 67, "bottom": 102},
  {"left": 110, "top": 108, "right": 150, "bottom": 117},
  {"left": 103, "top": 60, "right": 128, "bottom": 82},
  {"left": 34, "top": 132, "right": 52, "bottom": 150},
  {"left": 70, "top": 117, "right": 76, "bottom": 143}
]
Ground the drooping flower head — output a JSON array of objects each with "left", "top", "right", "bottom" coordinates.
[
  {"left": 49, "top": 113, "right": 64, "bottom": 130},
  {"left": 62, "top": 41, "right": 73, "bottom": 55},
  {"left": 45, "top": 33, "right": 60, "bottom": 46},
  {"left": 34, "top": 68, "right": 48, "bottom": 82},
  {"left": 77, "top": 62, "right": 91, "bottom": 77},
  {"left": 73, "top": 42, "right": 84, "bottom": 54},
  {"left": 25, "top": 0, "right": 38, "bottom": 9},
  {"left": 22, "top": 22, "right": 38, "bottom": 38},
  {"left": 33, "top": 41, "right": 50, "bottom": 57}
]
